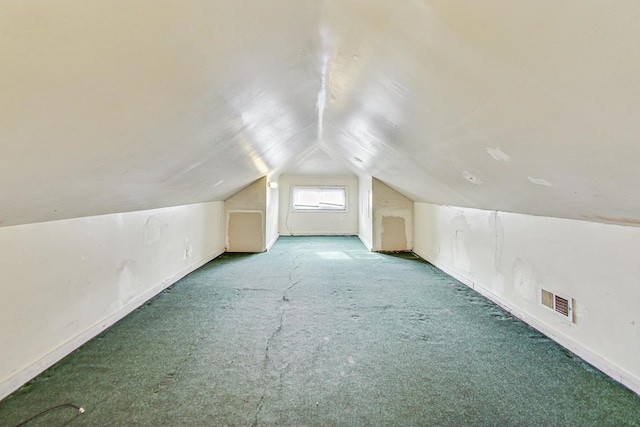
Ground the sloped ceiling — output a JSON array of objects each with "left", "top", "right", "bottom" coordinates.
[
  {"left": 279, "top": 147, "right": 355, "bottom": 176},
  {"left": 2, "top": 1, "right": 640, "bottom": 227}
]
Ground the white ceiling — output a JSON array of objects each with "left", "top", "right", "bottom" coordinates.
[
  {"left": 2, "top": 1, "right": 640, "bottom": 227},
  {"left": 279, "top": 147, "right": 355, "bottom": 176}
]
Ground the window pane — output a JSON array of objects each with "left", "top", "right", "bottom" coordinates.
[
  {"left": 295, "top": 190, "right": 320, "bottom": 208},
  {"left": 319, "top": 188, "right": 345, "bottom": 209},
  {"left": 292, "top": 186, "right": 346, "bottom": 211}
]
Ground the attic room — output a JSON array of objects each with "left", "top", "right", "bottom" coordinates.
[{"left": 1, "top": 1, "right": 640, "bottom": 425}]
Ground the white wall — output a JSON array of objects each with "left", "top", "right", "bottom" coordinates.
[
  {"left": 0, "top": 202, "right": 225, "bottom": 401},
  {"left": 358, "top": 175, "right": 373, "bottom": 250},
  {"left": 414, "top": 202, "right": 640, "bottom": 395},
  {"left": 265, "top": 181, "right": 279, "bottom": 250},
  {"left": 278, "top": 175, "right": 359, "bottom": 236},
  {"left": 372, "top": 178, "right": 413, "bottom": 252}
]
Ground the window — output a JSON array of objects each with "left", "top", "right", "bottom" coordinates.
[{"left": 292, "top": 186, "right": 347, "bottom": 211}]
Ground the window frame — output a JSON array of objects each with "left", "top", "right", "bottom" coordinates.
[{"left": 290, "top": 185, "right": 348, "bottom": 212}]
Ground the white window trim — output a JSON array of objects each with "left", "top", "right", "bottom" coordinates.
[{"left": 290, "top": 185, "right": 348, "bottom": 212}]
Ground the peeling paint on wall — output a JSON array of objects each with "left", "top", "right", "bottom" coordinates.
[
  {"left": 462, "top": 171, "right": 482, "bottom": 185},
  {"left": 527, "top": 177, "right": 553, "bottom": 187},
  {"left": 0, "top": 202, "right": 226, "bottom": 401},
  {"left": 489, "top": 211, "right": 504, "bottom": 274},
  {"left": 454, "top": 229, "right": 471, "bottom": 273},
  {"left": 414, "top": 202, "right": 640, "bottom": 395},
  {"left": 143, "top": 216, "right": 163, "bottom": 245},
  {"left": 117, "top": 259, "right": 138, "bottom": 307},
  {"left": 512, "top": 258, "right": 538, "bottom": 303},
  {"left": 486, "top": 147, "right": 511, "bottom": 162}
]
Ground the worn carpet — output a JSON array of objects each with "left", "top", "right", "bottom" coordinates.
[{"left": 1, "top": 236, "right": 639, "bottom": 426}]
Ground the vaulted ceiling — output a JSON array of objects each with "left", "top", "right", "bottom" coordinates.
[{"left": 2, "top": 1, "right": 640, "bottom": 227}]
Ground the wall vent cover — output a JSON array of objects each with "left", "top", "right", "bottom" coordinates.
[
  {"left": 554, "top": 295, "right": 570, "bottom": 317},
  {"left": 540, "top": 288, "right": 574, "bottom": 322}
]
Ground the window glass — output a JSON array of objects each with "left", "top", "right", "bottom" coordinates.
[{"left": 292, "top": 186, "right": 347, "bottom": 211}]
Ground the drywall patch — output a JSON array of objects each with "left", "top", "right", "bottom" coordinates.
[
  {"left": 486, "top": 147, "right": 511, "bottom": 162},
  {"left": 144, "top": 216, "right": 163, "bottom": 245},
  {"left": 512, "top": 258, "right": 538, "bottom": 303},
  {"left": 183, "top": 237, "right": 192, "bottom": 259},
  {"left": 462, "top": 171, "right": 482, "bottom": 185},
  {"left": 489, "top": 211, "right": 504, "bottom": 272},
  {"left": 381, "top": 216, "right": 407, "bottom": 251},
  {"left": 227, "top": 211, "right": 264, "bottom": 252},
  {"left": 117, "top": 259, "right": 138, "bottom": 306},
  {"left": 454, "top": 230, "right": 471, "bottom": 273},
  {"left": 528, "top": 177, "right": 553, "bottom": 187},
  {"left": 184, "top": 245, "right": 193, "bottom": 259}
]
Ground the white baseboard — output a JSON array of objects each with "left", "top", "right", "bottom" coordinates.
[
  {"left": 413, "top": 247, "right": 640, "bottom": 397},
  {"left": 0, "top": 249, "right": 224, "bottom": 402},
  {"left": 357, "top": 234, "right": 373, "bottom": 251},
  {"left": 283, "top": 232, "right": 358, "bottom": 236},
  {"left": 266, "top": 233, "right": 279, "bottom": 251}
]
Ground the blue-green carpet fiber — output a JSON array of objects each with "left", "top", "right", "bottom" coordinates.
[{"left": 1, "top": 236, "right": 639, "bottom": 426}]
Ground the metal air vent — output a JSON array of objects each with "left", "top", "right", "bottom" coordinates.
[
  {"left": 540, "top": 288, "right": 574, "bottom": 322},
  {"left": 554, "top": 295, "right": 570, "bottom": 317}
]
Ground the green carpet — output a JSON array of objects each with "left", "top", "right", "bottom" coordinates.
[{"left": 1, "top": 236, "right": 639, "bottom": 426}]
